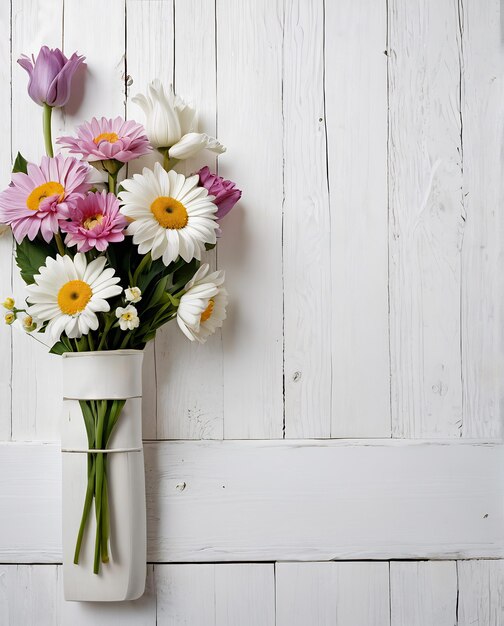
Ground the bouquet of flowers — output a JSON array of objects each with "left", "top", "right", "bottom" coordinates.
[{"left": 1, "top": 46, "right": 241, "bottom": 575}]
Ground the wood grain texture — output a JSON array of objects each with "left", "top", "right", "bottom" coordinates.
[
  {"left": 0, "top": 0, "right": 12, "bottom": 441},
  {"left": 0, "top": 564, "right": 60, "bottom": 626},
  {"left": 156, "top": 564, "right": 275, "bottom": 626},
  {"left": 458, "top": 560, "right": 504, "bottom": 625},
  {"left": 390, "top": 561, "right": 457, "bottom": 626},
  {"left": 216, "top": 0, "right": 284, "bottom": 438},
  {"left": 1, "top": 440, "right": 503, "bottom": 563},
  {"left": 276, "top": 562, "right": 390, "bottom": 626},
  {"left": 0, "top": 564, "right": 274, "bottom": 626},
  {"left": 460, "top": 0, "right": 504, "bottom": 438},
  {"left": 125, "top": 0, "right": 174, "bottom": 440},
  {"left": 154, "top": 0, "right": 224, "bottom": 441},
  {"left": 10, "top": 0, "right": 64, "bottom": 441},
  {"left": 388, "top": 0, "right": 465, "bottom": 437},
  {"left": 282, "top": 0, "right": 331, "bottom": 438},
  {"left": 326, "top": 0, "right": 390, "bottom": 438}
]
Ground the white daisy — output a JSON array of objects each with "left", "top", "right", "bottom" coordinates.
[
  {"left": 26, "top": 253, "right": 123, "bottom": 343},
  {"left": 116, "top": 305, "right": 140, "bottom": 330},
  {"left": 176, "top": 263, "right": 227, "bottom": 343},
  {"left": 119, "top": 162, "right": 218, "bottom": 266}
]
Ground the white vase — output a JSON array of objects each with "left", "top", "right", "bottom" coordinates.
[{"left": 60, "top": 350, "right": 146, "bottom": 602}]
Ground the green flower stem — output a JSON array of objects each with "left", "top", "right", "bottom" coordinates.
[
  {"left": 74, "top": 399, "right": 126, "bottom": 573},
  {"left": 97, "top": 315, "right": 114, "bottom": 351},
  {"left": 162, "top": 151, "right": 179, "bottom": 171},
  {"left": 73, "top": 457, "right": 96, "bottom": 564},
  {"left": 108, "top": 173, "right": 116, "bottom": 194},
  {"left": 101, "top": 469, "right": 110, "bottom": 563},
  {"left": 93, "top": 400, "right": 107, "bottom": 574},
  {"left": 119, "top": 332, "right": 131, "bottom": 349},
  {"left": 87, "top": 332, "right": 95, "bottom": 351},
  {"left": 54, "top": 232, "right": 65, "bottom": 256},
  {"left": 42, "top": 103, "right": 54, "bottom": 158}
]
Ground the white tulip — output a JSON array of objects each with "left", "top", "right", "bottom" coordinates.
[
  {"left": 133, "top": 80, "right": 226, "bottom": 160},
  {"left": 169, "top": 132, "right": 225, "bottom": 160}
]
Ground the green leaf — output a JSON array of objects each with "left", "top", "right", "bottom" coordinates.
[
  {"left": 12, "top": 152, "right": 28, "bottom": 174},
  {"left": 79, "top": 400, "right": 96, "bottom": 447},
  {"left": 49, "top": 335, "right": 73, "bottom": 354},
  {"left": 15, "top": 238, "right": 54, "bottom": 285},
  {"left": 144, "top": 275, "right": 169, "bottom": 311},
  {"left": 49, "top": 342, "right": 67, "bottom": 355}
]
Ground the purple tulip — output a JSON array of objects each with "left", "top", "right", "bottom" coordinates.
[
  {"left": 18, "top": 46, "right": 85, "bottom": 108},
  {"left": 198, "top": 166, "right": 242, "bottom": 220}
]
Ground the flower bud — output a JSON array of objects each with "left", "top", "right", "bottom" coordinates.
[
  {"left": 4, "top": 312, "right": 15, "bottom": 325},
  {"left": 18, "top": 46, "right": 85, "bottom": 108},
  {"left": 2, "top": 297, "right": 14, "bottom": 310},
  {"left": 22, "top": 315, "right": 37, "bottom": 332}
]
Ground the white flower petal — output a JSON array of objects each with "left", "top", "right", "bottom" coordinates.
[{"left": 168, "top": 132, "right": 226, "bottom": 160}]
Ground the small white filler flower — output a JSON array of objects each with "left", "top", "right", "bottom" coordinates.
[
  {"left": 124, "top": 286, "right": 142, "bottom": 303},
  {"left": 116, "top": 304, "right": 140, "bottom": 331},
  {"left": 176, "top": 263, "right": 227, "bottom": 343},
  {"left": 26, "top": 253, "right": 122, "bottom": 343}
]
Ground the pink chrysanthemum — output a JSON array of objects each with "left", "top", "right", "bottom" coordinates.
[
  {"left": 57, "top": 116, "right": 151, "bottom": 163},
  {"left": 60, "top": 191, "right": 128, "bottom": 252},
  {"left": 0, "top": 155, "right": 93, "bottom": 243}
]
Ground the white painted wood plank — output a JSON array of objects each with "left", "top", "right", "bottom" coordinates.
[
  {"left": 216, "top": 0, "right": 284, "bottom": 438},
  {"left": 460, "top": 0, "right": 504, "bottom": 438},
  {"left": 390, "top": 561, "right": 457, "bottom": 626},
  {"left": 282, "top": 0, "right": 331, "bottom": 438},
  {"left": 326, "top": 0, "right": 390, "bottom": 438},
  {"left": 156, "top": 564, "right": 275, "bottom": 626},
  {"left": 458, "top": 560, "right": 504, "bottom": 626},
  {"left": 388, "top": 0, "right": 464, "bottom": 437},
  {"left": 62, "top": 0, "right": 125, "bottom": 122},
  {"left": 0, "top": 564, "right": 158, "bottom": 625},
  {"left": 126, "top": 0, "right": 174, "bottom": 439},
  {"left": 276, "top": 562, "right": 390, "bottom": 626},
  {"left": 0, "top": 0, "right": 12, "bottom": 442},
  {"left": 10, "top": 0, "right": 64, "bottom": 441},
  {"left": 0, "top": 565, "right": 60, "bottom": 626},
  {"left": 153, "top": 0, "right": 224, "bottom": 440},
  {"left": 1, "top": 440, "right": 502, "bottom": 562}
]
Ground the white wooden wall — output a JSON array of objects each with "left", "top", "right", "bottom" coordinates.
[{"left": 1, "top": 0, "right": 504, "bottom": 624}]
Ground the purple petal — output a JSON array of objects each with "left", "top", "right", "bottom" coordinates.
[
  {"left": 216, "top": 189, "right": 242, "bottom": 219},
  {"left": 46, "top": 52, "right": 85, "bottom": 107}
]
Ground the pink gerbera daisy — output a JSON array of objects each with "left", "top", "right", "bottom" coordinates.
[
  {"left": 57, "top": 116, "right": 151, "bottom": 163},
  {"left": 0, "top": 155, "right": 93, "bottom": 243},
  {"left": 60, "top": 191, "right": 128, "bottom": 252}
]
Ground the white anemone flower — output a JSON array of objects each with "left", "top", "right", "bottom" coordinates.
[
  {"left": 119, "top": 162, "right": 218, "bottom": 266},
  {"left": 132, "top": 80, "right": 226, "bottom": 159},
  {"left": 176, "top": 263, "right": 227, "bottom": 343},
  {"left": 26, "top": 253, "right": 122, "bottom": 343},
  {"left": 116, "top": 305, "right": 140, "bottom": 330}
]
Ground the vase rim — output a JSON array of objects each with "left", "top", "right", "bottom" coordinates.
[{"left": 62, "top": 349, "right": 143, "bottom": 359}]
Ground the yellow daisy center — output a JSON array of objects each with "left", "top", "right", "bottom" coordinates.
[
  {"left": 93, "top": 132, "right": 119, "bottom": 144},
  {"left": 57, "top": 280, "right": 92, "bottom": 315},
  {"left": 83, "top": 214, "right": 104, "bottom": 230},
  {"left": 150, "top": 196, "right": 188, "bottom": 229},
  {"left": 200, "top": 299, "right": 215, "bottom": 323},
  {"left": 26, "top": 182, "right": 65, "bottom": 211},
  {"left": 121, "top": 311, "right": 134, "bottom": 320}
]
